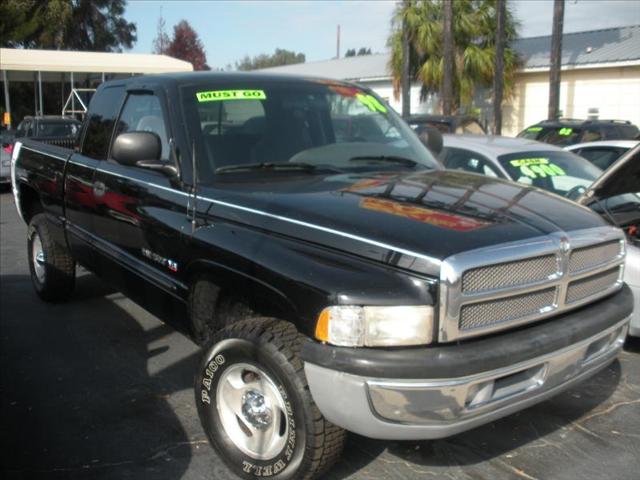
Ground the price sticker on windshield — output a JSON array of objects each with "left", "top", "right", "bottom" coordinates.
[
  {"left": 355, "top": 93, "right": 387, "bottom": 113},
  {"left": 196, "top": 89, "right": 267, "bottom": 102},
  {"left": 509, "top": 158, "right": 566, "bottom": 179}
]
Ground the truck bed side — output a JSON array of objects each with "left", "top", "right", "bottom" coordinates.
[{"left": 13, "top": 139, "right": 74, "bottom": 246}]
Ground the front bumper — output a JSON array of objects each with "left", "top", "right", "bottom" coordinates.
[{"left": 303, "top": 286, "right": 633, "bottom": 440}]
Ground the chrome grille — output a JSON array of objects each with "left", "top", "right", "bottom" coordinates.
[
  {"left": 462, "top": 255, "right": 558, "bottom": 293},
  {"left": 439, "top": 227, "right": 626, "bottom": 342},
  {"left": 460, "top": 288, "right": 556, "bottom": 331},
  {"left": 569, "top": 241, "right": 622, "bottom": 274},
  {"left": 566, "top": 267, "right": 622, "bottom": 304}
]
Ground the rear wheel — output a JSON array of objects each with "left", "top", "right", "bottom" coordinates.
[
  {"left": 195, "top": 317, "right": 345, "bottom": 479},
  {"left": 28, "top": 213, "right": 75, "bottom": 302}
]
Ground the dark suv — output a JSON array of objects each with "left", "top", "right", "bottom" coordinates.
[{"left": 518, "top": 119, "right": 639, "bottom": 146}]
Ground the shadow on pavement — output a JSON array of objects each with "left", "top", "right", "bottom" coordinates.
[{"left": 0, "top": 274, "right": 198, "bottom": 480}]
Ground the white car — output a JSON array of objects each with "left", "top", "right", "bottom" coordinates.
[
  {"left": 1, "top": 144, "right": 11, "bottom": 186},
  {"left": 439, "top": 135, "right": 640, "bottom": 337},
  {"left": 565, "top": 140, "right": 640, "bottom": 171}
]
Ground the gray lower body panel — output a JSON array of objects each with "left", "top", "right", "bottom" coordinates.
[{"left": 305, "top": 318, "right": 629, "bottom": 440}]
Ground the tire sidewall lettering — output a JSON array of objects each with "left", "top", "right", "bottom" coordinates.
[{"left": 195, "top": 339, "right": 306, "bottom": 479}]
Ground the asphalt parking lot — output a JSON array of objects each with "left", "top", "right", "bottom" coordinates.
[{"left": 1, "top": 189, "right": 639, "bottom": 480}]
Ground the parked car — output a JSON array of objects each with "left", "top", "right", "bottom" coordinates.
[
  {"left": 409, "top": 114, "right": 486, "bottom": 135},
  {"left": 440, "top": 134, "right": 639, "bottom": 337},
  {"left": 577, "top": 145, "right": 640, "bottom": 337},
  {"left": 1, "top": 129, "right": 14, "bottom": 186},
  {"left": 12, "top": 73, "right": 633, "bottom": 479},
  {"left": 518, "top": 119, "right": 639, "bottom": 147},
  {"left": 565, "top": 140, "right": 639, "bottom": 170},
  {"left": 439, "top": 134, "right": 602, "bottom": 199},
  {"left": 11, "top": 115, "right": 82, "bottom": 151}
]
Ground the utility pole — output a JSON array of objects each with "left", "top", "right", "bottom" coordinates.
[
  {"left": 401, "top": 1, "right": 411, "bottom": 119},
  {"left": 493, "top": 0, "right": 506, "bottom": 134},
  {"left": 336, "top": 25, "right": 341, "bottom": 59},
  {"left": 442, "top": 0, "right": 454, "bottom": 116},
  {"left": 548, "top": 0, "right": 565, "bottom": 120}
]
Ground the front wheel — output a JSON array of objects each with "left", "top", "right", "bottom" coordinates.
[{"left": 195, "top": 318, "right": 345, "bottom": 479}]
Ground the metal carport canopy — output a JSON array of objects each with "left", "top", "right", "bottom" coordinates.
[
  {"left": 0, "top": 48, "right": 193, "bottom": 127},
  {"left": 0, "top": 48, "right": 193, "bottom": 78}
]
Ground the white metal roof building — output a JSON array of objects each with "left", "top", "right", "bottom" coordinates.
[
  {"left": 0, "top": 48, "right": 193, "bottom": 127},
  {"left": 261, "top": 25, "right": 640, "bottom": 136}
]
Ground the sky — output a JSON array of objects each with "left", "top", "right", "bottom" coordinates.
[{"left": 125, "top": 0, "right": 640, "bottom": 69}]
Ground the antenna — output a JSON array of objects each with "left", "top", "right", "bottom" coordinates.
[{"left": 191, "top": 139, "right": 198, "bottom": 233}]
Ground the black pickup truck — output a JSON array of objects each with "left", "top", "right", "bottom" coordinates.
[{"left": 12, "top": 73, "right": 633, "bottom": 479}]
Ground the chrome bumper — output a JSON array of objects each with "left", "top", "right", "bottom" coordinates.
[{"left": 305, "top": 318, "right": 629, "bottom": 440}]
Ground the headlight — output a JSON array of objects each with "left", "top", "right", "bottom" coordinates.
[{"left": 315, "top": 305, "right": 434, "bottom": 347}]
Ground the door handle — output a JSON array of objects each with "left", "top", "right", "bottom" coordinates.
[{"left": 93, "top": 181, "right": 106, "bottom": 197}]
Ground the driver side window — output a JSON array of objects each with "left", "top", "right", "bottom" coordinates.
[{"left": 115, "top": 93, "right": 170, "bottom": 161}]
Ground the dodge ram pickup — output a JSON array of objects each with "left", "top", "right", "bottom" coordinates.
[{"left": 12, "top": 73, "right": 633, "bottom": 480}]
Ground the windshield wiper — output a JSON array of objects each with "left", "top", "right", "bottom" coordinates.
[
  {"left": 215, "top": 162, "right": 325, "bottom": 174},
  {"left": 348, "top": 155, "right": 418, "bottom": 167}
]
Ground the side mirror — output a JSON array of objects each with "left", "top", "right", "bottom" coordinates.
[
  {"left": 111, "top": 131, "right": 161, "bottom": 166},
  {"left": 415, "top": 126, "right": 443, "bottom": 156}
]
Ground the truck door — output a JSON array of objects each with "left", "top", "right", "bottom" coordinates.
[
  {"left": 64, "top": 84, "right": 125, "bottom": 270},
  {"left": 92, "top": 88, "right": 190, "bottom": 300}
]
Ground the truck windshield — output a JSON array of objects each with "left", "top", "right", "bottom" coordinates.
[
  {"left": 182, "top": 81, "right": 439, "bottom": 181},
  {"left": 498, "top": 150, "right": 602, "bottom": 197}
]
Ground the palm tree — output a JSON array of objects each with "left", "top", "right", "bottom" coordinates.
[
  {"left": 401, "top": 0, "right": 411, "bottom": 119},
  {"left": 493, "top": 0, "right": 507, "bottom": 134},
  {"left": 389, "top": 0, "right": 520, "bottom": 115},
  {"left": 442, "top": 0, "right": 454, "bottom": 116},
  {"left": 548, "top": 0, "right": 565, "bottom": 120}
]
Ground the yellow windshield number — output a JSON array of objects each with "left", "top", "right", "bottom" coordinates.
[
  {"left": 196, "top": 90, "right": 267, "bottom": 102},
  {"left": 510, "top": 158, "right": 566, "bottom": 179},
  {"left": 356, "top": 93, "right": 387, "bottom": 113}
]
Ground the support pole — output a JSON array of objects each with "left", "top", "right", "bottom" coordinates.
[
  {"left": 70, "top": 72, "right": 75, "bottom": 117},
  {"left": 38, "top": 71, "right": 43, "bottom": 116},
  {"left": 102, "top": 72, "right": 105, "bottom": 83},
  {"left": 34, "top": 73, "right": 38, "bottom": 115},
  {"left": 2, "top": 70, "right": 11, "bottom": 129}
]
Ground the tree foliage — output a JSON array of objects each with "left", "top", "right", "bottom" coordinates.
[
  {"left": 152, "top": 13, "right": 170, "bottom": 55},
  {"left": 345, "top": 47, "right": 372, "bottom": 57},
  {"left": 388, "top": 0, "right": 520, "bottom": 113},
  {"left": 164, "top": 20, "right": 209, "bottom": 71},
  {"left": 0, "top": 0, "right": 136, "bottom": 51},
  {"left": 235, "top": 49, "right": 305, "bottom": 71}
]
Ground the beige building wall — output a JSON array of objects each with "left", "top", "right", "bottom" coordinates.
[{"left": 503, "top": 65, "right": 640, "bottom": 137}]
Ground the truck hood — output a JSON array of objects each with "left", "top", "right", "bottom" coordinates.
[
  {"left": 200, "top": 169, "right": 606, "bottom": 276},
  {"left": 578, "top": 145, "right": 640, "bottom": 204}
]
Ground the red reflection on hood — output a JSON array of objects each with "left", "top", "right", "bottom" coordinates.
[{"left": 360, "top": 197, "right": 490, "bottom": 232}]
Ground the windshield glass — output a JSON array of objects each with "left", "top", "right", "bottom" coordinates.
[
  {"left": 37, "top": 121, "right": 80, "bottom": 137},
  {"left": 182, "top": 81, "right": 439, "bottom": 182},
  {"left": 498, "top": 150, "right": 602, "bottom": 197},
  {"left": 518, "top": 126, "right": 582, "bottom": 146}
]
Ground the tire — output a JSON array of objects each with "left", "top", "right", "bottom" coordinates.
[
  {"left": 28, "top": 213, "right": 75, "bottom": 302},
  {"left": 189, "top": 276, "right": 254, "bottom": 345},
  {"left": 189, "top": 276, "right": 221, "bottom": 344},
  {"left": 195, "top": 317, "right": 345, "bottom": 480}
]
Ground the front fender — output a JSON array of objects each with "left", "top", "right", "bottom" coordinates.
[{"left": 184, "top": 219, "right": 437, "bottom": 337}]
